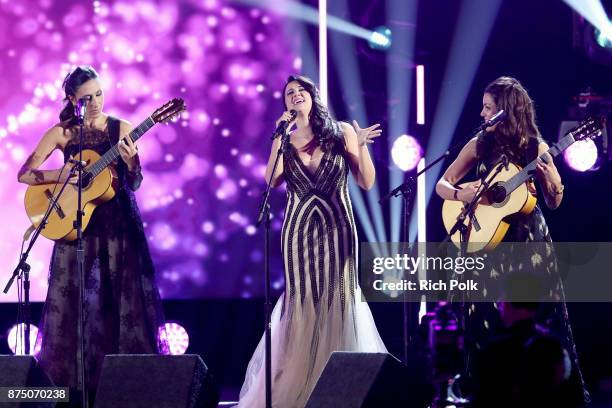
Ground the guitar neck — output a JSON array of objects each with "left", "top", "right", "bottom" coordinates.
[
  {"left": 87, "top": 117, "right": 155, "bottom": 178},
  {"left": 503, "top": 133, "right": 576, "bottom": 193}
]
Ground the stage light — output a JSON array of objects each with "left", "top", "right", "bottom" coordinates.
[
  {"left": 391, "top": 135, "right": 422, "bottom": 172},
  {"left": 564, "top": 138, "right": 599, "bottom": 171},
  {"left": 387, "top": 0, "right": 418, "bottom": 244},
  {"left": 235, "top": 0, "right": 392, "bottom": 51},
  {"left": 416, "top": 65, "right": 426, "bottom": 125},
  {"left": 559, "top": 119, "right": 605, "bottom": 171},
  {"left": 328, "top": 0, "right": 387, "bottom": 250},
  {"left": 418, "top": 0, "right": 502, "bottom": 243},
  {"left": 595, "top": 26, "right": 612, "bottom": 48},
  {"left": 7, "top": 324, "right": 40, "bottom": 355},
  {"left": 368, "top": 26, "right": 392, "bottom": 50},
  {"left": 566, "top": 0, "right": 612, "bottom": 64},
  {"left": 161, "top": 322, "right": 190, "bottom": 355}
]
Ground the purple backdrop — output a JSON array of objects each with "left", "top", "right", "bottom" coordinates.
[{"left": 0, "top": 0, "right": 300, "bottom": 301}]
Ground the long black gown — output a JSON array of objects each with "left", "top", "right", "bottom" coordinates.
[
  {"left": 36, "top": 117, "right": 168, "bottom": 396},
  {"left": 465, "top": 133, "right": 588, "bottom": 404}
]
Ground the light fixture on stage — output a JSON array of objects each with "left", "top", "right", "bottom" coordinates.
[
  {"left": 161, "top": 322, "right": 190, "bottom": 355},
  {"left": 559, "top": 100, "right": 609, "bottom": 171},
  {"left": 7, "top": 323, "right": 40, "bottom": 355},
  {"left": 368, "top": 26, "right": 392, "bottom": 50},
  {"left": 564, "top": 138, "right": 600, "bottom": 172},
  {"left": 559, "top": 120, "right": 601, "bottom": 171},
  {"left": 391, "top": 134, "right": 422, "bottom": 172},
  {"left": 595, "top": 26, "right": 612, "bottom": 48},
  {"left": 567, "top": 0, "right": 612, "bottom": 64}
]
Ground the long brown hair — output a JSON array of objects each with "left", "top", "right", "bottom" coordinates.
[{"left": 480, "top": 76, "right": 541, "bottom": 163}]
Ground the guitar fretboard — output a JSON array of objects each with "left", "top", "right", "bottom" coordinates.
[
  {"left": 502, "top": 133, "right": 576, "bottom": 194},
  {"left": 86, "top": 117, "right": 155, "bottom": 178}
]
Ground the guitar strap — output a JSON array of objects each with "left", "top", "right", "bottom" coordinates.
[
  {"left": 527, "top": 136, "right": 541, "bottom": 163},
  {"left": 107, "top": 115, "right": 120, "bottom": 146}
]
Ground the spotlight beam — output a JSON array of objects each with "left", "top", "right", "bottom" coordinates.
[
  {"left": 233, "top": 0, "right": 381, "bottom": 41},
  {"left": 349, "top": 177, "right": 382, "bottom": 257},
  {"left": 329, "top": 0, "right": 388, "bottom": 248},
  {"left": 416, "top": 65, "right": 425, "bottom": 125},
  {"left": 386, "top": 0, "right": 419, "bottom": 243},
  {"left": 281, "top": 6, "right": 319, "bottom": 83},
  {"left": 411, "top": 0, "right": 502, "bottom": 242},
  {"left": 563, "top": 0, "right": 612, "bottom": 38}
]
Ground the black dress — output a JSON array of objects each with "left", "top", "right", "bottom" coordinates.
[
  {"left": 464, "top": 133, "right": 588, "bottom": 404},
  {"left": 36, "top": 117, "right": 168, "bottom": 395}
]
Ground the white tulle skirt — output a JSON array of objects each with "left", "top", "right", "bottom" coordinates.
[{"left": 237, "top": 288, "right": 387, "bottom": 408}]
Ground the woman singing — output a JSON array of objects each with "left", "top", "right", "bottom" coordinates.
[{"left": 238, "top": 75, "right": 387, "bottom": 407}]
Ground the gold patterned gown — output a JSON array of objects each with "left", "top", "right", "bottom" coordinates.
[{"left": 238, "top": 142, "right": 387, "bottom": 407}]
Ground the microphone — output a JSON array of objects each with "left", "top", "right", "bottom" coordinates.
[
  {"left": 495, "top": 153, "right": 509, "bottom": 171},
  {"left": 502, "top": 154, "right": 509, "bottom": 170},
  {"left": 68, "top": 159, "right": 88, "bottom": 167},
  {"left": 271, "top": 109, "right": 297, "bottom": 139},
  {"left": 75, "top": 95, "right": 92, "bottom": 119},
  {"left": 482, "top": 109, "right": 507, "bottom": 129}
]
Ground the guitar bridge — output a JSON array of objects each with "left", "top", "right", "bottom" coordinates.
[{"left": 44, "top": 189, "right": 66, "bottom": 219}]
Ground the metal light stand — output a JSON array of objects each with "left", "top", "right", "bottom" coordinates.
[{"left": 380, "top": 117, "right": 505, "bottom": 364}]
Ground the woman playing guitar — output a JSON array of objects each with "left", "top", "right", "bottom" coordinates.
[
  {"left": 435, "top": 76, "right": 588, "bottom": 405},
  {"left": 17, "top": 66, "right": 168, "bottom": 402}
]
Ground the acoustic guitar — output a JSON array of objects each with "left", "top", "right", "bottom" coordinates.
[
  {"left": 442, "top": 117, "right": 604, "bottom": 252},
  {"left": 24, "top": 98, "right": 185, "bottom": 241}
]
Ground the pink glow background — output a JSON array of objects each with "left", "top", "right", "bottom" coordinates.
[{"left": 0, "top": 0, "right": 299, "bottom": 301}]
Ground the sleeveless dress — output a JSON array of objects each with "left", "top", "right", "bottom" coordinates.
[
  {"left": 238, "top": 142, "right": 387, "bottom": 407},
  {"left": 465, "top": 134, "right": 588, "bottom": 403},
  {"left": 36, "top": 117, "right": 168, "bottom": 396}
]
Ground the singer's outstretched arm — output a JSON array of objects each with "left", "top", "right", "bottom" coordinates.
[
  {"left": 435, "top": 137, "right": 479, "bottom": 202},
  {"left": 342, "top": 122, "right": 376, "bottom": 190}
]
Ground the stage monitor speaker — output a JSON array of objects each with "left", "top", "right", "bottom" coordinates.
[
  {"left": 94, "top": 354, "right": 219, "bottom": 408},
  {"left": 0, "top": 355, "right": 55, "bottom": 408},
  {"left": 305, "top": 352, "right": 432, "bottom": 408}
]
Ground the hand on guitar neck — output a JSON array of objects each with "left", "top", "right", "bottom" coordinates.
[
  {"left": 22, "top": 97, "right": 186, "bottom": 241},
  {"left": 118, "top": 136, "right": 139, "bottom": 171}
]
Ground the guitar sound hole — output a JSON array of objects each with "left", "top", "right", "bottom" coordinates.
[{"left": 488, "top": 183, "right": 507, "bottom": 204}]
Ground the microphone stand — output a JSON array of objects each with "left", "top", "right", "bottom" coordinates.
[
  {"left": 75, "top": 100, "right": 89, "bottom": 408},
  {"left": 380, "top": 119, "right": 498, "bottom": 365},
  {"left": 256, "top": 125, "right": 292, "bottom": 408},
  {"left": 3, "top": 104, "right": 95, "bottom": 359},
  {"left": 3, "top": 169, "right": 79, "bottom": 354},
  {"left": 440, "top": 153, "right": 508, "bottom": 389}
]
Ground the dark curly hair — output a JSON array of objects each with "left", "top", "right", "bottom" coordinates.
[
  {"left": 59, "top": 66, "right": 99, "bottom": 126},
  {"left": 478, "top": 76, "right": 541, "bottom": 164},
  {"left": 282, "top": 75, "right": 344, "bottom": 152}
]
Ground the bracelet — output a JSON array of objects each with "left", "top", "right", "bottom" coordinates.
[
  {"left": 453, "top": 189, "right": 459, "bottom": 200},
  {"left": 552, "top": 184, "right": 564, "bottom": 195}
]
